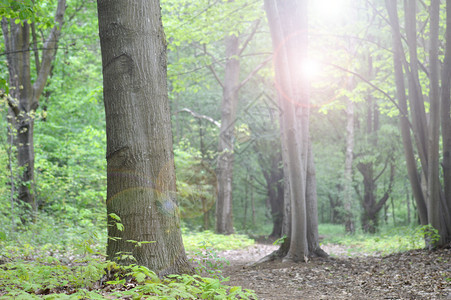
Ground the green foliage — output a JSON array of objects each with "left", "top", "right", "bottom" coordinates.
[
  {"left": 273, "top": 235, "right": 287, "bottom": 246},
  {"left": 183, "top": 231, "right": 254, "bottom": 280},
  {"left": 183, "top": 230, "right": 254, "bottom": 252},
  {"left": 0, "top": 230, "right": 256, "bottom": 299},
  {"left": 174, "top": 143, "right": 216, "bottom": 229},
  {"left": 189, "top": 241, "right": 230, "bottom": 279},
  {"left": 1, "top": 0, "right": 36, "bottom": 24},
  {"left": 415, "top": 224, "right": 441, "bottom": 249},
  {"left": 0, "top": 244, "right": 106, "bottom": 297},
  {"left": 0, "top": 256, "right": 256, "bottom": 299},
  {"left": 319, "top": 224, "right": 437, "bottom": 256}
]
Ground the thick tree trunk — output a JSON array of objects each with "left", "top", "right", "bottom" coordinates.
[
  {"left": 215, "top": 33, "right": 240, "bottom": 234},
  {"left": 97, "top": 0, "right": 192, "bottom": 275},
  {"left": 1, "top": 0, "right": 66, "bottom": 214},
  {"left": 264, "top": 0, "right": 326, "bottom": 261}
]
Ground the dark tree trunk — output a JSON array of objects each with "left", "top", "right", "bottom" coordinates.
[
  {"left": 357, "top": 159, "right": 395, "bottom": 233},
  {"left": 265, "top": 153, "right": 284, "bottom": 238},
  {"left": 1, "top": 0, "right": 66, "bottom": 215}
]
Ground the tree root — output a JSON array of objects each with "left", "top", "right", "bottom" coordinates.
[{"left": 245, "top": 242, "right": 329, "bottom": 268}]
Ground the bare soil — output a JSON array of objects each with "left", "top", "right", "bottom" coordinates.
[{"left": 219, "top": 244, "right": 451, "bottom": 300}]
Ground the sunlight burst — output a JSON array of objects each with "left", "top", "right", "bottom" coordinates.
[
  {"left": 301, "top": 59, "right": 320, "bottom": 80},
  {"left": 312, "top": 0, "right": 348, "bottom": 20}
]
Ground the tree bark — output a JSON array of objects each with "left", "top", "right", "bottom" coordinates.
[
  {"left": 427, "top": 0, "right": 443, "bottom": 246},
  {"left": 441, "top": 0, "right": 451, "bottom": 244},
  {"left": 306, "top": 140, "right": 327, "bottom": 257},
  {"left": 264, "top": 0, "right": 326, "bottom": 261},
  {"left": 1, "top": 0, "right": 66, "bottom": 213},
  {"left": 97, "top": 0, "right": 192, "bottom": 275},
  {"left": 255, "top": 140, "right": 284, "bottom": 238},
  {"left": 215, "top": 32, "right": 240, "bottom": 234},
  {"left": 385, "top": 0, "right": 428, "bottom": 225},
  {"left": 386, "top": 0, "right": 451, "bottom": 246},
  {"left": 266, "top": 153, "right": 284, "bottom": 238},
  {"left": 343, "top": 92, "right": 355, "bottom": 234},
  {"left": 404, "top": 0, "right": 428, "bottom": 174},
  {"left": 357, "top": 160, "right": 395, "bottom": 233}
]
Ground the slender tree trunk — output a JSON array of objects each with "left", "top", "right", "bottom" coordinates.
[
  {"left": 385, "top": 0, "right": 428, "bottom": 225},
  {"left": 391, "top": 197, "right": 396, "bottom": 225},
  {"left": 267, "top": 166, "right": 284, "bottom": 238},
  {"left": 386, "top": 0, "right": 451, "bottom": 246},
  {"left": 406, "top": 181, "right": 411, "bottom": 224},
  {"left": 441, "top": 0, "right": 451, "bottom": 243},
  {"left": 201, "top": 196, "right": 210, "bottom": 230},
  {"left": 243, "top": 179, "right": 248, "bottom": 230},
  {"left": 306, "top": 141, "right": 327, "bottom": 257},
  {"left": 1, "top": 0, "right": 66, "bottom": 214},
  {"left": 404, "top": 0, "right": 428, "bottom": 174},
  {"left": 215, "top": 33, "right": 240, "bottom": 235},
  {"left": 427, "top": 0, "right": 443, "bottom": 246},
  {"left": 97, "top": 0, "right": 192, "bottom": 275},
  {"left": 343, "top": 95, "right": 355, "bottom": 233},
  {"left": 250, "top": 176, "right": 256, "bottom": 227},
  {"left": 258, "top": 148, "right": 284, "bottom": 238}
]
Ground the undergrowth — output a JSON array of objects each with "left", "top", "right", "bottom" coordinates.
[
  {"left": 183, "top": 230, "right": 254, "bottom": 252},
  {"left": 319, "top": 223, "right": 434, "bottom": 256},
  {"left": 0, "top": 228, "right": 257, "bottom": 299}
]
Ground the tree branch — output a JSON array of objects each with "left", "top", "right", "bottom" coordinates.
[
  {"left": 31, "top": 0, "right": 66, "bottom": 111},
  {"left": 373, "top": 155, "right": 390, "bottom": 183},
  {"left": 238, "top": 19, "right": 261, "bottom": 57},
  {"left": 238, "top": 55, "right": 272, "bottom": 90},
  {"left": 208, "top": 64, "right": 224, "bottom": 89},
  {"left": 176, "top": 108, "right": 220, "bottom": 127},
  {"left": 1, "top": 90, "right": 20, "bottom": 116},
  {"left": 328, "top": 62, "right": 412, "bottom": 128},
  {"left": 201, "top": 44, "right": 224, "bottom": 88},
  {"left": 374, "top": 162, "right": 395, "bottom": 213},
  {"left": 31, "top": 21, "right": 40, "bottom": 74}
]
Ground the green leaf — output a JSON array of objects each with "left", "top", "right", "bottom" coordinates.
[
  {"left": 116, "top": 223, "right": 124, "bottom": 231},
  {"left": 109, "top": 213, "right": 121, "bottom": 222},
  {"left": 135, "top": 272, "right": 146, "bottom": 283}
]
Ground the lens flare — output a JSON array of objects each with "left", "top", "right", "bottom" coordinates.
[{"left": 301, "top": 59, "right": 320, "bottom": 80}]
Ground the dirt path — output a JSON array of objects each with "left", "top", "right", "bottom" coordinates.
[{"left": 219, "top": 244, "right": 451, "bottom": 299}]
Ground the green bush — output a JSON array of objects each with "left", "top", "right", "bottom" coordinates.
[{"left": 319, "top": 223, "right": 429, "bottom": 256}]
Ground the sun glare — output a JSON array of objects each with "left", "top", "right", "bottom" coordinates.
[
  {"left": 301, "top": 59, "right": 320, "bottom": 80},
  {"left": 312, "top": 0, "right": 347, "bottom": 21}
]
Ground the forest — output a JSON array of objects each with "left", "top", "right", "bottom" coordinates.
[{"left": 0, "top": 0, "right": 450, "bottom": 299}]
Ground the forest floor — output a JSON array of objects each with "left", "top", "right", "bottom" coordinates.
[{"left": 219, "top": 243, "right": 451, "bottom": 300}]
